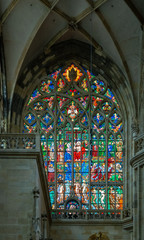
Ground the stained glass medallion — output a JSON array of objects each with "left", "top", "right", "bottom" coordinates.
[
  {"left": 23, "top": 63, "right": 123, "bottom": 211},
  {"left": 27, "top": 89, "right": 41, "bottom": 106},
  {"left": 81, "top": 114, "right": 88, "bottom": 126},
  {"left": 92, "top": 96, "right": 103, "bottom": 109},
  {"left": 50, "top": 69, "right": 61, "bottom": 80},
  {"left": 81, "top": 78, "right": 88, "bottom": 91},
  {"left": 24, "top": 122, "right": 36, "bottom": 133},
  {"left": 102, "top": 101, "right": 112, "bottom": 112},
  {"left": 57, "top": 78, "right": 65, "bottom": 91},
  {"left": 92, "top": 79, "right": 106, "bottom": 93},
  {"left": 33, "top": 102, "right": 44, "bottom": 111},
  {"left": 41, "top": 113, "right": 52, "bottom": 124},
  {"left": 43, "top": 97, "right": 54, "bottom": 109},
  {"left": 63, "top": 64, "right": 83, "bottom": 82},
  {"left": 78, "top": 97, "right": 88, "bottom": 109},
  {"left": 40, "top": 79, "right": 54, "bottom": 93},
  {"left": 66, "top": 200, "right": 79, "bottom": 210},
  {"left": 110, "top": 112, "right": 121, "bottom": 124},
  {"left": 25, "top": 113, "right": 35, "bottom": 124}
]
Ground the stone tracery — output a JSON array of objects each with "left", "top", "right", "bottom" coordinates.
[{"left": 23, "top": 62, "right": 123, "bottom": 212}]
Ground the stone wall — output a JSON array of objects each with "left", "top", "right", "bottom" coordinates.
[
  {"left": 50, "top": 223, "right": 130, "bottom": 240},
  {"left": 0, "top": 153, "right": 49, "bottom": 240}
]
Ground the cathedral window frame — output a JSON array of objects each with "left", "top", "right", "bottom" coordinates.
[{"left": 22, "top": 61, "right": 124, "bottom": 213}]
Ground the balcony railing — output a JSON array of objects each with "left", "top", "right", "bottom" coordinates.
[
  {"left": 51, "top": 208, "right": 131, "bottom": 221},
  {"left": 0, "top": 133, "right": 40, "bottom": 151}
]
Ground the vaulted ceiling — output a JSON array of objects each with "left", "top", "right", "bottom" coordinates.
[{"left": 1, "top": 0, "right": 144, "bottom": 112}]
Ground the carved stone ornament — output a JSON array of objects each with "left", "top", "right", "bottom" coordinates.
[
  {"left": 0, "top": 119, "right": 7, "bottom": 133},
  {"left": 89, "top": 232, "right": 110, "bottom": 240},
  {"left": 131, "top": 116, "right": 139, "bottom": 138}
]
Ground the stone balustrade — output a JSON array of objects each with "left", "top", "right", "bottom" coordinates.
[
  {"left": 0, "top": 133, "right": 40, "bottom": 151},
  {"left": 51, "top": 208, "right": 131, "bottom": 221}
]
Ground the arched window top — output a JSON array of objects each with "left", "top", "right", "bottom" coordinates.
[{"left": 23, "top": 62, "right": 123, "bottom": 212}]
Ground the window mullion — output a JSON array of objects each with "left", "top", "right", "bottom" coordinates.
[
  {"left": 88, "top": 127, "right": 91, "bottom": 210},
  {"left": 72, "top": 124, "right": 74, "bottom": 192},
  {"left": 115, "top": 136, "right": 116, "bottom": 210},
  {"left": 89, "top": 83, "right": 92, "bottom": 210},
  {"left": 54, "top": 95, "right": 58, "bottom": 209},
  {"left": 106, "top": 127, "right": 108, "bottom": 210}
]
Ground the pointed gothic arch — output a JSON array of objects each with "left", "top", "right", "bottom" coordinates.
[{"left": 22, "top": 61, "right": 124, "bottom": 211}]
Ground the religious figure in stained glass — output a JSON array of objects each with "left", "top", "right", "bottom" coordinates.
[{"left": 23, "top": 62, "right": 123, "bottom": 211}]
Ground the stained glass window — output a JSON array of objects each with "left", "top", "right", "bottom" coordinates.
[{"left": 23, "top": 63, "right": 123, "bottom": 211}]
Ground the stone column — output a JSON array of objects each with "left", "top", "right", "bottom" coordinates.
[
  {"left": 0, "top": 31, "right": 8, "bottom": 133},
  {"left": 139, "top": 29, "right": 144, "bottom": 134},
  {"left": 131, "top": 117, "right": 139, "bottom": 156},
  {"left": 41, "top": 214, "right": 48, "bottom": 240},
  {"left": 130, "top": 135, "right": 144, "bottom": 240},
  {"left": 31, "top": 187, "right": 41, "bottom": 240}
]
